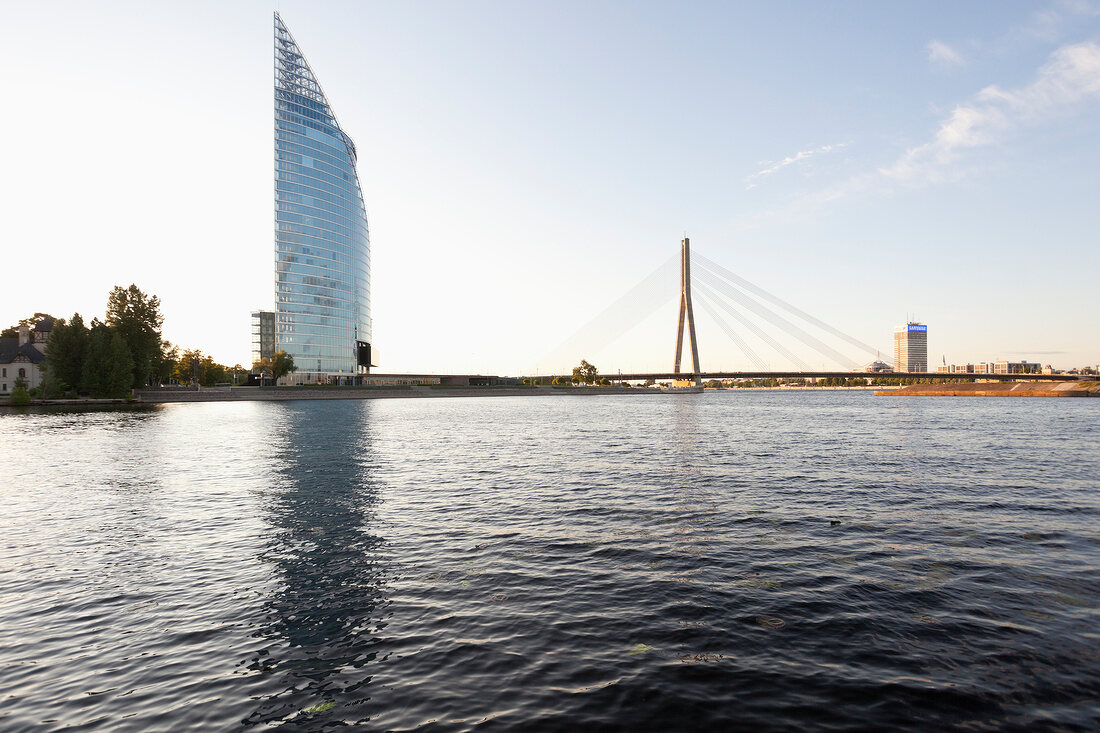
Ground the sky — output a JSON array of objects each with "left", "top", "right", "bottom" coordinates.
[{"left": 2, "top": 0, "right": 1098, "bottom": 375}]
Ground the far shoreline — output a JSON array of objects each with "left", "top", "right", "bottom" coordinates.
[
  {"left": 4, "top": 383, "right": 896, "bottom": 409},
  {"left": 8, "top": 381, "right": 1096, "bottom": 410}
]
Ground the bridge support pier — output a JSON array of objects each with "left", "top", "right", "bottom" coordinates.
[{"left": 673, "top": 237, "right": 701, "bottom": 386}]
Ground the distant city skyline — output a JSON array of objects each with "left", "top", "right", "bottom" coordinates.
[{"left": 2, "top": 1, "right": 1098, "bottom": 374}]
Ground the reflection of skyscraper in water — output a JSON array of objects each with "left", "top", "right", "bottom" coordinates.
[
  {"left": 273, "top": 12, "right": 374, "bottom": 384},
  {"left": 894, "top": 322, "right": 928, "bottom": 373},
  {"left": 241, "top": 401, "right": 389, "bottom": 727}
]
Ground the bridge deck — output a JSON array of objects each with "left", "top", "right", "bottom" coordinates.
[{"left": 532, "top": 371, "right": 1079, "bottom": 382}]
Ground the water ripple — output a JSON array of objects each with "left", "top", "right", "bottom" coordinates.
[{"left": 0, "top": 393, "right": 1097, "bottom": 730}]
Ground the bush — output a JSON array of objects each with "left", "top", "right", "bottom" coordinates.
[{"left": 9, "top": 377, "right": 30, "bottom": 406}]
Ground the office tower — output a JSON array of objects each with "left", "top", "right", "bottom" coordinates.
[
  {"left": 894, "top": 323, "right": 928, "bottom": 372},
  {"left": 250, "top": 310, "right": 276, "bottom": 365},
  {"left": 274, "top": 13, "right": 372, "bottom": 383}
]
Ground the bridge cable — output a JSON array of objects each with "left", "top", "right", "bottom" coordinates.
[
  {"left": 695, "top": 267, "right": 859, "bottom": 370},
  {"left": 694, "top": 279, "right": 813, "bottom": 371},
  {"left": 692, "top": 291, "right": 769, "bottom": 371},
  {"left": 693, "top": 252, "right": 885, "bottom": 359},
  {"left": 541, "top": 255, "right": 678, "bottom": 371}
]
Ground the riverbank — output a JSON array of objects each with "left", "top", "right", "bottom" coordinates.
[
  {"left": 0, "top": 384, "right": 909, "bottom": 409},
  {"left": 877, "top": 381, "right": 1099, "bottom": 397},
  {"left": 129, "top": 385, "right": 646, "bottom": 404}
]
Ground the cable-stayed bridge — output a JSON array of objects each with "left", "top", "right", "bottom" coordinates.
[{"left": 534, "top": 239, "right": 1070, "bottom": 383}]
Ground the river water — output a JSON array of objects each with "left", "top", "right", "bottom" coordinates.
[{"left": 1, "top": 392, "right": 1098, "bottom": 731}]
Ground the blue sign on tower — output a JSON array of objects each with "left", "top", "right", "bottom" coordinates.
[{"left": 907, "top": 324, "right": 927, "bottom": 332}]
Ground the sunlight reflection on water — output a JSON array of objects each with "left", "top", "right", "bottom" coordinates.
[{"left": 0, "top": 393, "right": 1097, "bottom": 730}]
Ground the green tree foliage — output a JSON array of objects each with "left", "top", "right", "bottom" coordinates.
[
  {"left": 253, "top": 351, "right": 297, "bottom": 383},
  {"left": 175, "top": 349, "right": 233, "bottom": 387},
  {"left": 106, "top": 284, "right": 164, "bottom": 388},
  {"left": 571, "top": 359, "right": 598, "bottom": 384},
  {"left": 175, "top": 349, "right": 201, "bottom": 385},
  {"left": 9, "top": 376, "right": 30, "bottom": 406},
  {"left": 46, "top": 314, "right": 89, "bottom": 395},
  {"left": 155, "top": 342, "right": 179, "bottom": 385},
  {"left": 551, "top": 375, "right": 571, "bottom": 386},
  {"left": 80, "top": 322, "right": 133, "bottom": 398},
  {"left": 2, "top": 313, "right": 55, "bottom": 338},
  {"left": 270, "top": 351, "right": 296, "bottom": 381}
]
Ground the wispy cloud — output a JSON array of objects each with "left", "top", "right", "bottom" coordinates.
[
  {"left": 926, "top": 40, "right": 965, "bottom": 68},
  {"left": 745, "top": 143, "right": 847, "bottom": 189},
  {"left": 735, "top": 39, "right": 1100, "bottom": 229},
  {"left": 1026, "top": 0, "right": 1100, "bottom": 41},
  {"left": 1012, "top": 350, "right": 1067, "bottom": 355},
  {"left": 882, "top": 41, "right": 1100, "bottom": 182}
]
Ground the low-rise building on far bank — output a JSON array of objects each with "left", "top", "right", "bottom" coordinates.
[
  {"left": 1, "top": 317, "right": 52, "bottom": 394},
  {"left": 938, "top": 359, "right": 1048, "bottom": 375}
]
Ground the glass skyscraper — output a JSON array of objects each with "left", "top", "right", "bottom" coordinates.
[{"left": 274, "top": 12, "right": 372, "bottom": 383}]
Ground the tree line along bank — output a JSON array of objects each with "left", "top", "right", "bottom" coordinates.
[{"left": 4, "top": 284, "right": 297, "bottom": 404}]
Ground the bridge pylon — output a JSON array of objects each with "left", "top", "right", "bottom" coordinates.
[{"left": 673, "top": 237, "right": 701, "bottom": 385}]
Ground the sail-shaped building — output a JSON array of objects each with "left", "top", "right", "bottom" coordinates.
[{"left": 272, "top": 12, "right": 373, "bottom": 383}]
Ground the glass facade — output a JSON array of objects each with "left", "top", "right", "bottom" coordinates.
[
  {"left": 250, "top": 310, "right": 276, "bottom": 366},
  {"left": 274, "top": 13, "right": 371, "bottom": 381}
]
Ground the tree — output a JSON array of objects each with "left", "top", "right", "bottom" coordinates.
[
  {"left": 199, "top": 356, "right": 229, "bottom": 386},
  {"left": 106, "top": 284, "right": 164, "bottom": 388},
  {"left": 254, "top": 350, "right": 297, "bottom": 384},
  {"left": 46, "top": 313, "right": 89, "bottom": 395},
  {"left": 81, "top": 322, "right": 133, "bottom": 398},
  {"left": 2, "top": 313, "right": 55, "bottom": 338},
  {"left": 572, "top": 359, "right": 598, "bottom": 384},
  {"left": 175, "top": 349, "right": 226, "bottom": 386},
  {"left": 551, "top": 375, "right": 571, "bottom": 386},
  {"left": 155, "top": 341, "right": 179, "bottom": 385}
]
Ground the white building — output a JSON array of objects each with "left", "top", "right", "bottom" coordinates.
[
  {"left": 893, "top": 323, "right": 928, "bottom": 373},
  {"left": 1, "top": 318, "right": 52, "bottom": 394}
]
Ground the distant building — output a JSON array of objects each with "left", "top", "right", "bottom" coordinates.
[
  {"left": 993, "top": 360, "right": 1041, "bottom": 374},
  {"left": 893, "top": 322, "right": 928, "bottom": 373},
  {"left": 863, "top": 359, "right": 893, "bottom": 373},
  {"left": 1, "top": 318, "right": 52, "bottom": 394},
  {"left": 938, "top": 360, "right": 1047, "bottom": 375},
  {"left": 250, "top": 310, "right": 275, "bottom": 366}
]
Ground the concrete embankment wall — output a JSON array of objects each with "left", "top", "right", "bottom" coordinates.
[
  {"left": 876, "top": 381, "right": 1099, "bottom": 398},
  {"left": 134, "top": 386, "right": 644, "bottom": 404}
]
